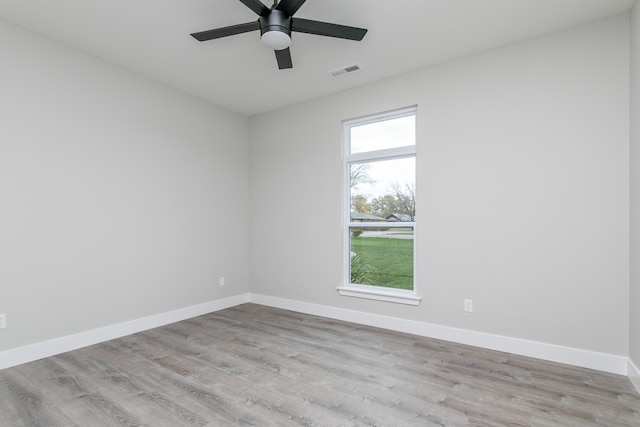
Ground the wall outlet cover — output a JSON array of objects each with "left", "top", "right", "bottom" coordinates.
[{"left": 464, "top": 299, "right": 473, "bottom": 312}]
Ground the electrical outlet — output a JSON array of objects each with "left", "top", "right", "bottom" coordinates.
[
  {"left": 0, "top": 313, "right": 6, "bottom": 329},
  {"left": 464, "top": 299, "right": 473, "bottom": 313},
  {"left": 219, "top": 277, "right": 225, "bottom": 287}
]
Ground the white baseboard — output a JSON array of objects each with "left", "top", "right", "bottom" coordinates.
[
  {"left": 629, "top": 359, "right": 640, "bottom": 394},
  {"left": 0, "top": 293, "right": 250, "bottom": 371},
  {"left": 249, "top": 293, "right": 629, "bottom": 376}
]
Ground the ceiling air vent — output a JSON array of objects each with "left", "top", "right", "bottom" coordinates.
[{"left": 329, "top": 64, "right": 362, "bottom": 77}]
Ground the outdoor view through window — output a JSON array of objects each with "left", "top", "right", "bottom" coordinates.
[{"left": 344, "top": 108, "right": 416, "bottom": 293}]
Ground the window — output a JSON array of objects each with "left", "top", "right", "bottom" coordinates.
[{"left": 338, "top": 107, "right": 420, "bottom": 305}]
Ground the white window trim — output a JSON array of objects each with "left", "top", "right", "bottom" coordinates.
[
  {"left": 337, "top": 285, "right": 422, "bottom": 305},
  {"left": 340, "top": 107, "right": 419, "bottom": 305},
  {"left": 347, "top": 145, "right": 416, "bottom": 163}
]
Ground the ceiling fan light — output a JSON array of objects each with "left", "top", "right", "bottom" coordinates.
[{"left": 261, "top": 30, "right": 291, "bottom": 50}]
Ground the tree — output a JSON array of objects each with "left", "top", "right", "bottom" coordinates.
[
  {"left": 350, "top": 164, "right": 375, "bottom": 214},
  {"left": 370, "top": 194, "right": 399, "bottom": 218},
  {"left": 392, "top": 182, "right": 416, "bottom": 220},
  {"left": 351, "top": 194, "right": 371, "bottom": 214},
  {"left": 350, "top": 164, "right": 374, "bottom": 189}
]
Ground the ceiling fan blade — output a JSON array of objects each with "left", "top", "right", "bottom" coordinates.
[
  {"left": 238, "top": 0, "right": 270, "bottom": 16},
  {"left": 191, "top": 21, "right": 260, "bottom": 41},
  {"left": 292, "top": 18, "right": 367, "bottom": 41},
  {"left": 275, "top": 48, "right": 293, "bottom": 69},
  {"left": 275, "top": 0, "right": 308, "bottom": 16}
]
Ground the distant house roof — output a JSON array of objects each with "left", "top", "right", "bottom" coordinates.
[
  {"left": 386, "top": 213, "right": 412, "bottom": 222},
  {"left": 350, "top": 212, "right": 386, "bottom": 221}
]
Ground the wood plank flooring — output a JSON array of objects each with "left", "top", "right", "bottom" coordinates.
[{"left": 1, "top": 303, "right": 639, "bottom": 426}]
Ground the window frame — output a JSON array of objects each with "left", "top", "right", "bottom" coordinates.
[{"left": 337, "top": 107, "right": 421, "bottom": 305}]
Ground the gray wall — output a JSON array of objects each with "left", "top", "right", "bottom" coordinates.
[
  {"left": 0, "top": 20, "right": 251, "bottom": 351},
  {"left": 630, "top": 1, "right": 640, "bottom": 368},
  {"left": 250, "top": 15, "right": 630, "bottom": 356}
]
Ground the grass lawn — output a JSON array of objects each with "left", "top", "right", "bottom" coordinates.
[{"left": 350, "top": 236, "right": 413, "bottom": 290}]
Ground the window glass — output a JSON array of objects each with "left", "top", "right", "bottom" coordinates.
[
  {"left": 350, "top": 115, "right": 415, "bottom": 154},
  {"left": 350, "top": 158, "right": 415, "bottom": 221},
  {"left": 350, "top": 227, "right": 414, "bottom": 289}
]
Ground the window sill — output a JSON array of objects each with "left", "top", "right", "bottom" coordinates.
[{"left": 336, "top": 286, "right": 422, "bottom": 306}]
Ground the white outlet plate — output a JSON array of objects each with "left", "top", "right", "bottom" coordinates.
[
  {"left": 0, "top": 313, "right": 6, "bottom": 329},
  {"left": 219, "top": 277, "right": 225, "bottom": 287},
  {"left": 464, "top": 299, "right": 473, "bottom": 313}
]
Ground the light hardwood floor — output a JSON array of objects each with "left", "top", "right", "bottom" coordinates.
[{"left": 1, "top": 303, "right": 639, "bottom": 426}]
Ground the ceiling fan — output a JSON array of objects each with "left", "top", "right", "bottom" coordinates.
[{"left": 191, "top": 0, "right": 368, "bottom": 70}]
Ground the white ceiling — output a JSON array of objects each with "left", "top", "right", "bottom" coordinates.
[{"left": 0, "top": 0, "right": 634, "bottom": 116}]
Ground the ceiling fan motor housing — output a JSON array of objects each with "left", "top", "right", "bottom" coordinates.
[{"left": 259, "top": 9, "right": 292, "bottom": 38}]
